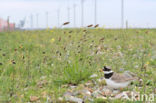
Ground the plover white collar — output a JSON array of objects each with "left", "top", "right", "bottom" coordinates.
[{"left": 103, "top": 66, "right": 137, "bottom": 89}]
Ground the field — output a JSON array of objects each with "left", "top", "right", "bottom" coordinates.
[{"left": 0, "top": 29, "right": 156, "bottom": 102}]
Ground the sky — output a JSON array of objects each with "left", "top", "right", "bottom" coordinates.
[{"left": 0, "top": 0, "right": 156, "bottom": 28}]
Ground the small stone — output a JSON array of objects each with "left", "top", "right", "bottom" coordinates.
[
  {"left": 96, "top": 96, "right": 107, "bottom": 100},
  {"left": 91, "top": 79, "right": 97, "bottom": 85},
  {"left": 115, "top": 93, "right": 124, "bottom": 99},
  {"left": 85, "top": 82, "right": 92, "bottom": 87},
  {"left": 24, "top": 87, "right": 28, "bottom": 91},
  {"left": 87, "top": 98, "right": 94, "bottom": 102},
  {"left": 101, "top": 88, "right": 112, "bottom": 96},
  {"left": 64, "top": 91, "right": 73, "bottom": 97},
  {"left": 58, "top": 97, "right": 63, "bottom": 101},
  {"left": 80, "top": 89, "right": 91, "bottom": 96},
  {"left": 108, "top": 97, "right": 115, "bottom": 100},
  {"left": 135, "top": 65, "right": 139, "bottom": 68},
  {"left": 96, "top": 51, "right": 103, "bottom": 55},
  {"left": 115, "top": 92, "right": 130, "bottom": 100},
  {"left": 40, "top": 76, "right": 46, "bottom": 79},
  {"left": 70, "top": 85, "right": 77, "bottom": 89},
  {"left": 30, "top": 96, "right": 39, "bottom": 102},
  {"left": 90, "top": 74, "right": 98, "bottom": 78},
  {"left": 65, "top": 96, "right": 83, "bottom": 103},
  {"left": 92, "top": 90, "right": 101, "bottom": 98},
  {"left": 113, "top": 90, "right": 119, "bottom": 94},
  {"left": 117, "top": 45, "right": 121, "bottom": 49},
  {"left": 72, "top": 91, "right": 79, "bottom": 96}
]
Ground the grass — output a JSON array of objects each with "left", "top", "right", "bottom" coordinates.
[
  {"left": 0, "top": 28, "right": 156, "bottom": 102},
  {"left": 54, "top": 56, "right": 94, "bottom": 86}
]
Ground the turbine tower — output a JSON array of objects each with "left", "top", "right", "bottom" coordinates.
[
  {"left": 81, "top": 0, "right": 84, "bottom": 27},
  {"left": 57, "top": 9, "right": 60, "bottom": 28},
  {"left": 67, "top": 0, "right": 70, "bottom": 27},
  {"left": 67, "top": 7, "right": 70, "bottom": 22},
  {"left": 94, "top": 0, "right": 97, "bottom": 25},
  {"left": 30, "top": 14, "right": 33, "bottom": 29},
  {"left": 7, "top": 16, "right": 10, "bottom": 31},
  {"left": 121, "top": 0, "right": 124, "bottom": 29},
  {"left": 73, "top": 4, "right": 77, "bottom": 28},
  {"left": 46, "top": 12, "right": 49, "bottom": 28},
  {"left": 36, "top": 13, "right": 39, "bottom": 29}
]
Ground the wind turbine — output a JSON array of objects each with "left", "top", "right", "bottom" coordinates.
[
  {"left": 94, "top": 0, "right": 97, "bottom": 25},
  {"left": 36, "top": 13, "right": 39, "bottom": 29},
  {"left": 19, "top": 17, "right": 26, "bottom": 28},
  {"left": 67, "top": 7, "right": 70, "bottom": 22},
  {"left": 67, "top": 0, "right": 70, "bottom": 27},
  {"left": 121, "top": 0, "right": 124, "bottom": 29},
  {"left": 73, "top": 4, "right": 77, "bottom": 28},
  {"left": 81, "top": 0, "right": 85, "bottom": 27},
  {"left": 57, "top": 9, "right": 60, "bottom": 28},
  {"left": 46, "top": 12, "right": 49, "bottom": 28},
  {"left": 30, "top": 14, "right": 33, "bottom": 29}
]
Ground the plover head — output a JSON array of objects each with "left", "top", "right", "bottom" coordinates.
[{"left": 103, "top": 66, "right": 114, "bottom": 79}]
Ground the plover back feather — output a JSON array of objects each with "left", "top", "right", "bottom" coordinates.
[{"left": 111, "top": 72, "right": 136, "bottom": 83}]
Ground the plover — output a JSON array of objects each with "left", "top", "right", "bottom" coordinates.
[{"left": 102, "top": 66, "right": 137, "bottom": 89}]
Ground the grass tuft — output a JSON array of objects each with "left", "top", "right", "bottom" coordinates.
[{"left": 54, "top": 57, "right": 93, "bottom": 86}]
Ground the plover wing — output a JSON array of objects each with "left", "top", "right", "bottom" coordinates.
[{"left": 111, "top": 73, "right": 136, "bottom": 83}]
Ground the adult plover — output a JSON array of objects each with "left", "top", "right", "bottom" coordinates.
[{"left": 103, "top": 66, "right": 137, "bottom": 89}]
